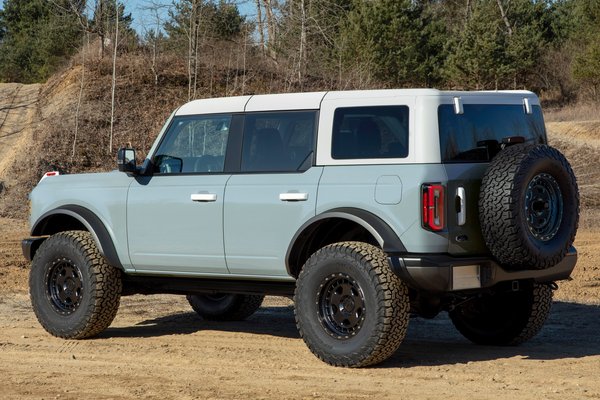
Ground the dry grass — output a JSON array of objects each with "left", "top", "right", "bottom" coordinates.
[
  {"left": 547, "top": 120, "right": 600, "bottom": 216},
  {"left": 544, "top": 102, "right": 600, "bottom": 122}
]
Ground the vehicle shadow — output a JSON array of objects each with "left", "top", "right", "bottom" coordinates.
[
  {"left": 101, "top": 301, "right": 600, "bottom": 366},
  {"left": 101, "top": 304, "right": 300, "bottom": 340},
  {"left": 382, "top": 301, "right": 600, "bottom": 368}
]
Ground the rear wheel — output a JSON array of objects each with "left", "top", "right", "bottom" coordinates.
[
  {"left": 294, "top": 242, "right": 409, "bottom": 367},
  {"left": 186, "top": 293, "right": 264, "bottom": 321},
  {"left": 449, "top": 283, "right": 553, "bottom": 346}
]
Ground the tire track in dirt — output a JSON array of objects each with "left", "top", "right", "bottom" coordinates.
[
  {"left": 0, "top": 293, "right": 600, "bottom": 400},
  {"left": 0, "top": 85, "right": 22, "bottom": 132},
  {"left": 0, "top": 83, "right": 41, "bottom": 183}
]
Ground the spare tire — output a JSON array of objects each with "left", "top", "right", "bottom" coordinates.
[{"left": 479, "top": 143, "right": 579, "bottom": 270}]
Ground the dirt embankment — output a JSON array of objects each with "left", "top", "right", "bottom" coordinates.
[{"left": 0, "top": 83, "right": 41, "bottom": 186}]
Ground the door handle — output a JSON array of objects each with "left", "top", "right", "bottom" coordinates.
[
  {"left": 279, "top": 192, "right": 308, "bottom": 202},
  {"left": 457, "top": 187, "right": 466, "bottom": 226},
  {"left": 191, "top": 193, "right": 217, "bottom": 202}
]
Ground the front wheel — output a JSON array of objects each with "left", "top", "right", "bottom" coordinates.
[
  {"left": 449, "top": 282, "right": 553, "bottom": 346},
  {"left": 29, "top": 231, "right": 122, "bottom": 339},
  {"left": 294, "top": 242, "right": 410, "bottom": 367}
]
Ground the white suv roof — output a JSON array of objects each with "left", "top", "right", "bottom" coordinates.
[{"left": 175, "top": 89, "right": 538, "bottom": 116}]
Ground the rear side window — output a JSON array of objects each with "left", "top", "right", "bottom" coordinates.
[
  {"left": 438, "top": 104, "right": 546, "bottom": 162},
  {"left": 241, "top": 111, "right": 316, "bottom": 172},
  {"left": 331, "top": 106, "right": 409, "bottom": 159}
]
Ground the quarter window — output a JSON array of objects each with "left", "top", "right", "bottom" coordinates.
[
  {"left": 241, "top": 111, "right": 316, "bottom": 172},
  {"left": 153, "top": 114, "right": 232, "bottom": 174},
  {"left": 332, "top": 106, "right": 409, "bottom": 159}
]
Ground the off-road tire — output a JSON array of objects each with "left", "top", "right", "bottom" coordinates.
[
  {"left": 186, "top": 293, "right": 264, "bottom": 321},
  {"left": 294, "top": 241, "right": 409, "bottom": 368},
  {"left": 479, "top": 143, "right": 579, "bottom": 269},
  {"left": 449, "top": 283, "right": 553, "bottom": 346},
  {"left": 29, "top": 231, "right": 122, "bottom": 339}
]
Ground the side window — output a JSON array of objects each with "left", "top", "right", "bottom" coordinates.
[
  {"left": 153, "top": 114, "right": 231, "bottom": 174},
  {"left": 331, "top": 106, "right": 409, "bottom": 159},
  {"left": 241, "top": 111, "right": 316, "bottom": 172}
]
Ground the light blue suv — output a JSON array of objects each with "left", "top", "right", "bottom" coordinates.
[{"left": 23, "top": 89, "right": 579, "bottom": 367}]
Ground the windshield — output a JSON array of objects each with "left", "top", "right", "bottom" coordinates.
[{"left": 438, "top": 104, "right": 546, "bottom": 162}]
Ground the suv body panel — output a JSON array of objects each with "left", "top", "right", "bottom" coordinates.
[
  {"left": 29, "top": 171, "right": 132, "bottom": 269},
  {"left": 443, "top": 163, "right": 489, "bottom": 255},
  {"left": 127, "top": 174, "right": 230, "bottom": 274},
  {"left": 317, "top": 164, "right": 449, "bottom": 253},
  {"left": 25, "top": 89, "right": 573, "bottom": 293},
  {"left": 224, "top": 167, "right": 323, "bottom": 276}
]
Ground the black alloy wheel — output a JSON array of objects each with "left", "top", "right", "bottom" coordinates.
[
  {"left": 46, "top": 258, "right": 84, "bottom": 314},
  {"left": 318, "top": 273, "right": 366, "bottom": 339}
]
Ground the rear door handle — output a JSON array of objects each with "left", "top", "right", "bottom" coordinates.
[
  {"left": 279, "top": 192, "right": 308, "bottom": 202},
  {"left": 191, "top": 193, "right": 217, "bottom": 202}
]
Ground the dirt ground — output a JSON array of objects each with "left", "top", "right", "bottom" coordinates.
[
  {"left": 1, "top": 82, "right": 600, "bottom": 398},
  {"left": 1, "top": 217, "right": 599, "bottom": 400}
]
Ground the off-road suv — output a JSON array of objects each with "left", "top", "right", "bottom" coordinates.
[{"left": 23, "top": 89, "right": 579, "bottom": 367}]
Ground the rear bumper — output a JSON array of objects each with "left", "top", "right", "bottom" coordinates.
[{"left": 388, "top": 246, "right": 577, "bottom": 293}]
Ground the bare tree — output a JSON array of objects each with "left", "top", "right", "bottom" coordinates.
[
  {"left": 263, "top": 0, "right": 277, "bottom": 60},
  {"left": 109, "top": 0, "right": 119, "bottom": 154},
  {"left": 72, "top": 33, "right": 87, "bottom": 160},
  {"left": 140, "top": 0, "right": 171, "bottom": 86},
  {"left": 496, "top": 0, "right": 512, "bottom": 36},
  {"left": 255, "top": 0, "right": 265, "bottom": 53}
]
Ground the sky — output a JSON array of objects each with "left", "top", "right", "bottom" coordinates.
[
  {"left": 124, "top": 0, "right": 256, "bottom": 35},
  {"left": 0, "top": 1, "right": 257, "bottom": 35}
]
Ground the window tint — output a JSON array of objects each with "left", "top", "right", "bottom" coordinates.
[
  {"left": 153, "top": 115, "right": 231, "bottom": 174},
  {"left": 241, "top": 111, "right": 316, "bottom": 172},
  {"left": 332, "top": 106, "right": 409, "bottom": 159},
  {"left": 438, "top": 104, "right": 546, "bottom": 162}
]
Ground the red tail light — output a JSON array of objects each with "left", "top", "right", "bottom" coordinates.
[{"left": 422, "top": 184, "right": 445, "bottom": 231}]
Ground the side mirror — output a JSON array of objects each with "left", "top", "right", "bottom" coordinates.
[{"left": 117, "top": 148, "right": 137, "bottom": 173}]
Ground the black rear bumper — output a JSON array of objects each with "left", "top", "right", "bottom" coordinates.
[{"left": 388, "top": 246, "right": 577, "bottom": 292}]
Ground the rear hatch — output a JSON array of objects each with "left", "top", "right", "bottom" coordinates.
[{"left": 438, "top": 102, "right": 547, "bottom": 256}]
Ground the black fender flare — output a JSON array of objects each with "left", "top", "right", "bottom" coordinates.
[
  {"left": 285, "top": 207, "right": 406, "bottom": 275},
  {"left": 31, "top": 205, "right": 124, "bottom": 270}
]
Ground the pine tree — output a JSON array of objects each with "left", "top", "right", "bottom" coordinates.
[
  {"left": 341, "top": 0, "right": 446, "bottom": 87},
  {"left": 0, "top": 0, "right": 84, "bottom": 83}
]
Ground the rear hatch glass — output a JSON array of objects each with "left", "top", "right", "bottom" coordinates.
[{"left": 438, "top": 104, "right": 546, "bottom": 163}]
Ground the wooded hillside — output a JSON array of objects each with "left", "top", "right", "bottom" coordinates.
[
  {"left": 1, "top": 0, "right": 600, "bottom": 102},
  {"left": 1, "top": 0, "right": 600, "bottom": 219}
]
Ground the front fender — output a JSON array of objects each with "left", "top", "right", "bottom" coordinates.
[{"left": 31, "top": 205, "right": 124, "bottom": 270}]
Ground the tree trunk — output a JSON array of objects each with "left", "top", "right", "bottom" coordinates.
[
  {"left": 187, "top": 0, "right": 197, "bottom": 101},
  {"left": 193, "top": 8, "right": 200, "bottom": 100},
  {"left": 465, "top": 0, "right": 471, "bottom": 24},
  {"left": 255, "top": 0, "right": 265, "bottom": 54},
  {"left": 109, "top": 0, "right": 119, "bottom": 154},
  {"left": 263, "top": 0, "right": 277, "bottom": 60},
  {"left": 298, "top": 0, "right": 307, "bottom": 88},
  {"left": 72, "top": 33, "right": 87, "bottom": 160},
  {"left": 496, "top": 0, "right": 513, "bottom": 36}
]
